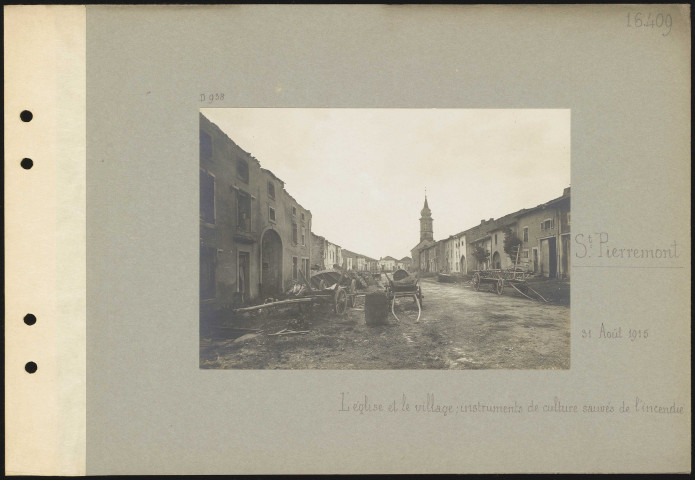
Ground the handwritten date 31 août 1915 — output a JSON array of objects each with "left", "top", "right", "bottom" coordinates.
[{"left": 627, "top": 12, "right": 672, "bottom": 36}]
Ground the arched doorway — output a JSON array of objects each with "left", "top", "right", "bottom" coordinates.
[
  {"left": 261, "top": 229, "right": 283, "bottom": 297},
  {"left": 492, "top": 251, "right": 501, "bottom": 269},
  {"left": 460, "top": 255, "right": 466, "bottom": 274}
]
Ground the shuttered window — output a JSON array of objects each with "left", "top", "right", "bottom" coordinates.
[
  {"left": 200, "top": 131, "right": 212, "bottom": 161},
  {"left": 200, "top": 246, "right": 216, "bottom": 300},
  {"left": 237, "top": 158, "right": 249, "bottom": 183},
  {"left": 200, "top": 170, "right": 215, "bottom": 224}
]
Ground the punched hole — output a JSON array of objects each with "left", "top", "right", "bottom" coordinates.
[
  {"left": 20, "top": 110, "right": 33, "bottom": 122},
  {"left": 25, "top": 362, "right": 38, "bottom": 374},
  {"left": 24, "top": 314, "right": 37, "bottom": 325},
  {"left": 21, "top": 158, "right": 33, "bottom": 170}
]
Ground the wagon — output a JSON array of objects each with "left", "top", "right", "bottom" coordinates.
[
  {"left": 385, "top": 269, "right": 423, "bottom": 323},
  {"left": 470, "top": 246, "right": 547, "bottom": 302},
  {"left": 231, "top": 269, "right": 356, "bottom": 319},
  {"left": 307, "top": 269, "right": 360, "bottom": 312},
  {"left": 471, "top": 267, "right": 529, "bottom": 295}
]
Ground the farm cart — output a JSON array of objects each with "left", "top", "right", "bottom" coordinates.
[
  {"left": 285, "top": 268, "right": 356, "bottom": 315},
  {"left": 385, "top": 269, "right": 423, "bottom": 323},
  {"left": 231, "top": 269, "right": 352, "bottom": 321},
  {"left": 472, "top": 268, "right": 529, "bottom": 296},
  {"left": 308, "top": 268, "right": 366, "bottom": 309},
  {"left": 471, "top": 246, "right": 547, "bottom": 302}
]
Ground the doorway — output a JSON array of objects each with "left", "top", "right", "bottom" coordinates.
[
  {"left": 492, "top": 251, "right": 501, "bottom": 269},
  {"left": 460, "top": 255, "right": 466, "bottom": 274},
  {"left": 541, "top": 237, "right": 557, "bottom": 278},
  {"left": 238, "top": 251, "right": 250, "bottom": 304},
  {"left": 261, "top": 229, "right": 283, "bottom": 297}
]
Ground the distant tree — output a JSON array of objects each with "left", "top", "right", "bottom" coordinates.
[
  {"left": 502, "top": 226, "right": 523, "bottom": 262},
  {"left": 472, "top": 245, "right": 490, "bottom": 265}
]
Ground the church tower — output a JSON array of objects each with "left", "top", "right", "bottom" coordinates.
[{"left": 420, "top": 196, "right": 434, "bottom": 242}]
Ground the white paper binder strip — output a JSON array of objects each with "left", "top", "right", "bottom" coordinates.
[{"left": 4, "top": 6, "right": 86, "bottom": 475}]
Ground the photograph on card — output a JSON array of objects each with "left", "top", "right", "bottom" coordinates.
[{"left": 199, "top": 108, "right": 570, "bottom": 369}]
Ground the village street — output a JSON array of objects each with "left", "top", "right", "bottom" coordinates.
[{"left": 200, "top": 276, "right": 570, "bottom": 370}]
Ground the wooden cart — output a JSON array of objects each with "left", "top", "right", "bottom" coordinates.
[
  {"left": 232, "top": 281, "right": 349, "bottom": 317},
  {"left": 385, "top": 269, "right": 423, "bottom": 323},
  {"left": 472, "top": 268, "right": 529, "bottom": 295},
  {"left": 471, "top": 246, "right": 547, "bottom": 302}
]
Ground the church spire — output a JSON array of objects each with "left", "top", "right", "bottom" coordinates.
[
  {"left": 421, "top": 195, "right": 431, "bottom": 217},
  {"left": 419, "top": 193, "right": 433, "bottom": 241}
]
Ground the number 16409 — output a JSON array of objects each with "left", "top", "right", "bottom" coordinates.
[{"left": 627, "top": 12, "right": 672, "bottom": 36}]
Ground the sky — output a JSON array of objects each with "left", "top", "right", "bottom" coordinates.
[{"left": 201, "top": 108, "right": 570, "bottom": 260}]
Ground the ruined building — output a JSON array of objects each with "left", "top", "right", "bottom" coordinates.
[{"left": 200, "top": 113, "right": 312, "bottom": 316}]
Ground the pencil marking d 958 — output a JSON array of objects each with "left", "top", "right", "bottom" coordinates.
[{"left": 200, "top": 93, "right": 225, "bottom": 103}]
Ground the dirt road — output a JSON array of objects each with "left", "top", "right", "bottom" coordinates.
[{"left": 200, "top": 277, "right": 570, "bottom": 370}]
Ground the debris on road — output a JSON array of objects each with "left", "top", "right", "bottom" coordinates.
[{"left": 267, "top": 329, "right": 309, "bottom": 336}]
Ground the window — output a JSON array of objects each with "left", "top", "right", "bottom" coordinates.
[
  {"left": 200, "top": 169, "right": 215, "bottom": 224},
  {"left": 267, "top": 180, "right": 275, "bottom": 199},
  {"left": 292, "top": 206, "right": 297, "bottom": 216},
  {"left": 237, "top": 190, "right": 251, "bottom": 232},
  {"left": 567, "top": 212, "right": 571, "bottom": 225},
  {"left": 268, "top": 206, "right": 276, "bottom": 222},
  {"left": 292, "top": 223, "right": 298, "bottom": 244},
  {"left": 292, "top": 257, "right": 298, "bottom": 280},
  {"left": 522, "top": 249, "right": 529, "bottom": 259},
  {"left": 523, "top": 227, "right": 529, "bottom": 242},
  {"left": 200, "top": 246, "right": 216, "bottom": 300},
  {"left": 302, "top": 258, "right": 310, "bottom": 276},
  {"left": 200, "top": 131, "right": 212, "bottom": 161},
  {"left": 237, "top": 158, "right": 249, "bottom": 183},
  {"left": 301, "top": 226, "right": 306, "bottom": 246},
  {"left": 494, "top": 234, "right": 498, "bottom": 245},
  {"left": 301, "top": 212, "right": 305, "bottom": 221},
  {"left": 541, "top": 219, "right": 555, "bottom": 231}
]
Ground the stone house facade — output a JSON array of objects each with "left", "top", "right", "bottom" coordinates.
[
  {"left": 464, "top": 219, "right": 495, "bottom": 272},
  {"left": 311, "top": 233, "right": 342, "bottom": 271},
  {"left": 379, "top": 256, "right": 397, "bottom": 272},
  {"left": 342, "top": 249, "right": 358, "bottom": 270},
  {"left": 410, "top": 188, "right": 570, "bottom": 278},
  {"left": 200, "top": 113, "right": 312, "bottom": 316},
  {"left": 442, "top": 234, "right": 467, "bottom": 274},
  {"left": 515, "top": 188, "right": 571, "bottom": 278}
]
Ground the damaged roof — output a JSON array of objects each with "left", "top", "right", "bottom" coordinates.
[{"left": 201, "top": 112, "right": 311, "bottom": 215}]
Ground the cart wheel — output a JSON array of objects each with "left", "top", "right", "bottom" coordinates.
[
  {"left": 496, "top": 279, "right": 504, "bottom": 295},
  {"left": 472, "top": 273, "right": 481, "bottom": 291},
  {"left": 334, "top": 287, "right": 348, "bottom": 315}
]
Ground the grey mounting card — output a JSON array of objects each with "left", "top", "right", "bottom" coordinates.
[{"left": 3, "top": 4, "right": 690, "bottom": 475}]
